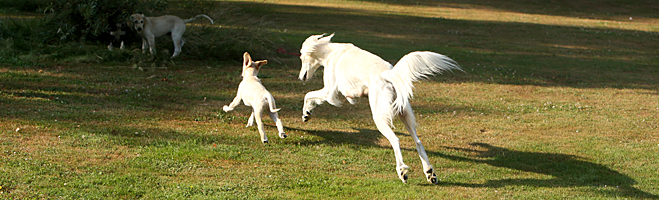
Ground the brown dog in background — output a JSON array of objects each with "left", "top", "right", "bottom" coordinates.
[{"left": 130, "top": 14, "right": 213, "bottom": 58}]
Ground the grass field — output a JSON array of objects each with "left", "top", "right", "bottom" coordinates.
[{"left": 1, "top": 0, "right": 658, "bottom": 199}]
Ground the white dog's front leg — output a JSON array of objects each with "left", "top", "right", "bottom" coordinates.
[
  {"left": 302, "top": 89, "right": 327, "bottom": 122},
  {"left": 223, "top": 95, "right": 242, "bottom": 112},
  {"left": 146, "top": 34, "right": 157, "bottom": 55},
  {"left": 141, "top": 38, "right": 148, "bottom": 53}
]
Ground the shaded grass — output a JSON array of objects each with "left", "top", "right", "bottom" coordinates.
[{"left": 1, "top": 0, "right": 659, "bottom": 199}]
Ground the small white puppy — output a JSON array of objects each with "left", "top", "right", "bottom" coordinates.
[
  {"left": 130, "top": 13, "right": 214, "bottom": 58},
  {"left": 223, "top": 52, "right": 287, "bottom": 143}
]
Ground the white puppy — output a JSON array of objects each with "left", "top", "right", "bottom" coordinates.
[
  {"left": 130, "top": 13, "right": 214, "bottom": 58},
  {"left": 223, "top": 52, "right": 287, "bottom": 143}
]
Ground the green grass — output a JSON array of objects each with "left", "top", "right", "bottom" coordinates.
[{"left": 2, "top": 0, "right": 659, "bottom": 199}]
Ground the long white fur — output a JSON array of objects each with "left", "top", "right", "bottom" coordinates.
[
  {"left": 382, "top": 51, "right": 463, "bottom": 114},
  {"left": 298, "top": 33, "right": 462, "bottom": 184}
]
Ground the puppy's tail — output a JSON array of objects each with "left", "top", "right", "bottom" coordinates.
[
  {"left": 184, "top": 14, "right": 215, "bottom": 24},
  {"left": 265, "top": 93, "right": 281, "bottom": 113}
]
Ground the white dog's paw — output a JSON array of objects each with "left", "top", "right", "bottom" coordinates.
[
  {"left": 425, "top": 166, "right": 438, "bottom": 184},
  {"left": 223, "top": 105, "right": 232, "bottom": 112},
  {"left": 279, "top": 132, "right": 287, "bottom": 139},
  {"left": 302, "top": 110, "right": 311, "bottom": 122},
  {"left": 397, "top": 165, "right": 410, "bottom": 184}
]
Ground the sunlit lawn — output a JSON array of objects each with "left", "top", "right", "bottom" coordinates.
[{"left": 1, "top": 0, "right": 658, "bottom": 198}]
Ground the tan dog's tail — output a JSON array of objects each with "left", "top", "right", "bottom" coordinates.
[
  {"left": 265, "top": 93, "right": 281, "bottom": 113},
  {"left": 184, "top": 14, "right": 215, "bottom": 24}
]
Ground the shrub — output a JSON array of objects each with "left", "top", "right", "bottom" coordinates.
[
  {"left": 42, "top": 0, "right": 169, "bottom": 42},
  {"left": 0, "top": 0, "right": 50, "bottom": 12},
  {"left": 180, "top": 4, "right": 281, "bottom": 62},
  {"left": 0, "top": 0, "right": 284, "bottom": 64}
]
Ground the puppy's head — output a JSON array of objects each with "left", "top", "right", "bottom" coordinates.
[
  {"left": 130, "top": 14, "right": 146, "bottom": 32},
  {"left": 242, "top": 52, "right": 267, "bottom": 78}
]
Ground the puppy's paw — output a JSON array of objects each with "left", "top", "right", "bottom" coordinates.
[{"left": 223, "top": 105, "right": 232, "bottom": 112}]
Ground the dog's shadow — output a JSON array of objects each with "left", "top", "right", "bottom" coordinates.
[
  {"left": 280, "top": 126, "right": 384, "bottom": 147},
  {"left": 281, "top": 126, "right": 657, "bottom": 198},
  {"left": 429, "top": 143, "right": 658, "bottom": 198}
]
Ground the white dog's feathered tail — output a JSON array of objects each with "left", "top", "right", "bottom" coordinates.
[
  {"left": 184, "top": 14, "right": 214, "bottom": 24},
  {"left": 380, "top": 51, "right": 463, "bottom": 113},
  {"left": 265, "top": 93, "right": 281, "bottom": 113}
]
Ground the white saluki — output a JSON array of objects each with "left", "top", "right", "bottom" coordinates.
[{"left": 298, "top": 34, "right": 462, "bottom": 184}]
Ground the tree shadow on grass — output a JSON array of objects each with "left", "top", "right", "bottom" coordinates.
[
  {"left": 354, "top": 0, "right": 659, "bottom": 21},
  {"left": 430, "top": 143, "right": 658, "bottom": 199}
]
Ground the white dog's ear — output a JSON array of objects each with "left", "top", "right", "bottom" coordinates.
[
  {"left": 319, "top": 33, "right": 334, "bottom": 43},
  {"left": 243, "top": 52, "right": 252, "bottom": 66},
  {"left": 255, "top": 60, "right": 267, "bottom": 70}
]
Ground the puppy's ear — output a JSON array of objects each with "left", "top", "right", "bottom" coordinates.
[
  {"left": 243, "top": 52, "right": 252, "bottom": 67},
  {"left": 255, "top": 60, "right": 268, "bottom": 70}
]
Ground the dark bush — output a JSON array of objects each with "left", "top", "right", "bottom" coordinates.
[
  {"left": 0, "top": 0, "right": 284, "bottom": 64},
  {"left": 179, "top": 5, "right": 281, "bottom": 62},
  {"left": 43, "top": 0, "right": 169, "bottom": 43},
  {"left": 0, "top": 0, "right": 50, "bottom": 12}
]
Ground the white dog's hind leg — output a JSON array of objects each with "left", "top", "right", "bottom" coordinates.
[
  {"left": 246, "top": 112, "right": 255, "bottom": 127},
  {"left": 252, "top": 107, "right": 268, "bottom": 143},
  {"left": 171, "top": 36, "right": 183, "bottom": 58},
  {"left": 171, "top": 28, "right": 185, "bottom": 58},
  {"left": 370, "top": 87, "right": 409, "bottom": 183},
  {"left": 374, "top": 115, "right": 409, "bottom": 183},
  {"left": 400, "top": 104, "right": 438, "bottom": 184},
  {"left": 268, "top": 111, "right": 287, "bottom": 139}
]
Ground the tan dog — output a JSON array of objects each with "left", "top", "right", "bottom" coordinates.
[
  {"left": 223, "top": 52, "right": 287, "bottom": 143},
  {"left": 130, "top": 14, "right": 214, "bottom": 58}
]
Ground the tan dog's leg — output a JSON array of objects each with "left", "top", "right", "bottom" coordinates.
[
  {"left": 171, "top": 35, "right": 183, "bottom": 58},
  {"left": 141, "top": 38, "right": 149, "bottom": 53},
  {"left": 170, "top": 24, "right": 186, "bottom": 58},
  {"left": 252, "top": 106, "right": 268, "bottom": 143},
  {"left": 222, "top": 91, "right": 242, "bottom": 112},
  {"left": 246, "top": 112, "right": 255, "bottom": 127},
  {"left": 146, "top": 34, "right": 157, "bottom": 55}
]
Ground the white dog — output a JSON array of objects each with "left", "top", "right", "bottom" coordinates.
[
  {"left": 223, "top": 52, "right": 287, "bottom": 143},
  {"left": 298, "top": 34, "right": 463, "bottom": 184},
  {"left": 130, "top": 13, "right": 214, "bottom": 58}
]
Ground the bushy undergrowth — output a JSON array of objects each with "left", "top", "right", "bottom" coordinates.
[
  {"left": 179, "top": 4, "right": 281, "bottom": 62},
  {"left": 0, "top": 0, "right": 283, "bottom": 65}
]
